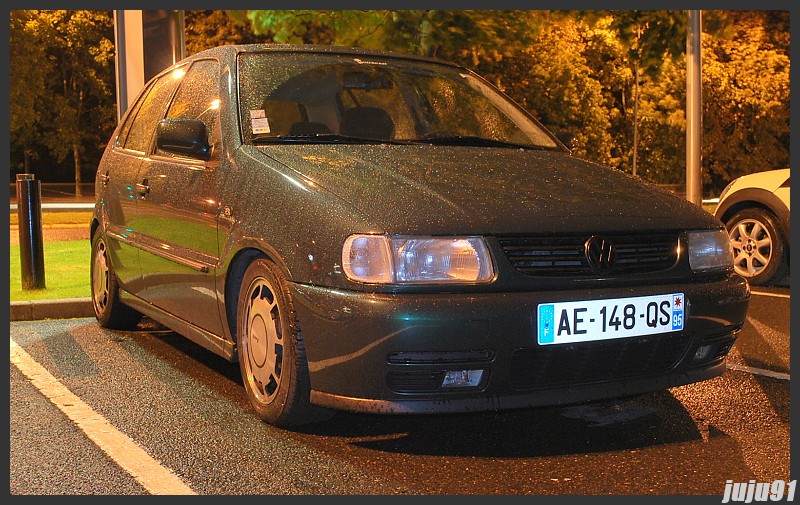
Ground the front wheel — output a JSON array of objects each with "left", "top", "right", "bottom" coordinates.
[
  {"left": 236, "top": 257, "right": 332, "bottom": 428},
  {"left": 725, "top": 208, "right": 787, "bottom": 286}
]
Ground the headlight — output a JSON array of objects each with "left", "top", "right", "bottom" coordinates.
[
  {"left": 342, "top": 235, "right": 495, "bottom": 284},
  {"left": 687, "top": 229, "right": 733, "bottom": 272}
]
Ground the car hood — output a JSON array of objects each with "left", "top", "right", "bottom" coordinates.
[
  {"left": 256, "top": 144, "right": 720, "bottom": 234},
  {"left": 727, "top": 168, "right": 790, "bottom": 194}
]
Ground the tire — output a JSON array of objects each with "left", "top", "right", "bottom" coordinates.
[
  {"left": 725, "top": 207, "right": 787, "bottom": 286},
  {"left": 236, "top": 257, "right": 333, "bottom": 428},
  {"left": 91, "top": 231, "right": 142, "bottom": 329}
]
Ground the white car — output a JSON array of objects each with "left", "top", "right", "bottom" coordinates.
[{"left": 714, "top": 168, "right": 790, "bottom": 285}]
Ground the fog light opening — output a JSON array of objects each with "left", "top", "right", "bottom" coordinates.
[
  {"left": 693, "top": 345, "right": 713, "bottom": 362},
  {"left": 441, "top": 369, "right": 483, "bottom": 388}
]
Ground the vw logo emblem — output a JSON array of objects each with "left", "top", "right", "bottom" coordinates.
[{"left": 585, "top": 236, "right": 615, "bottom": 274}]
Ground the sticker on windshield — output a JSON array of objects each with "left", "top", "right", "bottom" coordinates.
[{"left": 250, "top": 110, "right": 270, "bottom": 134}]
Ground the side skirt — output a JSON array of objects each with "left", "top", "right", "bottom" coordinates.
[{"left": 120, "top": 290, "right": 236, "bottom": 362}]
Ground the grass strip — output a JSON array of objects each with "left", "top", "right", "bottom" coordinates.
[{"left": 10, "top": 240, "right": 90, "bottom": 301}]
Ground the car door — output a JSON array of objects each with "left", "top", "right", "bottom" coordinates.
[
  {"left": 133, "top": 58, "right": 226, "bottom": 336},
  {"left": 98, "top": 67, "right": 187, "bottom": 295}
]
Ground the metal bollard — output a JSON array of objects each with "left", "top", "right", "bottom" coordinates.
[{"left": 16, "top": 173, "right": 46, "bottom": 290}]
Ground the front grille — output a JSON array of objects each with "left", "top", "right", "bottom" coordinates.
[
  {"left": 509, "top": 333, "right": 692, "bottom": 389},
  {"left": 498, "top": 233, "right": 680, "bottom": 277}
]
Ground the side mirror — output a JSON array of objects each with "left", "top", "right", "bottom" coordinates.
[{"left": 156, "top": 118, "right": 211, "bottom": 161}]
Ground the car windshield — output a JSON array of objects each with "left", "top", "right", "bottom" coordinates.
[{"left": 237, "top": 51, "right": 559, "bottom": 149}]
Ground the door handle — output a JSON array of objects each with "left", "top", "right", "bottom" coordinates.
[
  {"left": 135, "top": 179, "right": 150, "bottom": 197},
  {"left": 98, "top": 172, "right": 110, "bottom": 188}
]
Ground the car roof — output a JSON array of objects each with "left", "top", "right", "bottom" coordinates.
[{"left": 183, "top": 43, "right": 462, "bottom": 70}]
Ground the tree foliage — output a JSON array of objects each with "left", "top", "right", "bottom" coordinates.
[
  {"left": 184, "top": 10, "right": 272, "bottom": 55},
  {"left": 10, "top": 10, "right": 116, "bottom": 188},
  {"left": 8, "top": 9, "right": 790, "bottom": 198},
  {"left": 10, "top": 11, "right": 49, "bottom": 173},
  {"left": 701, "top": 11, "right": 790, "bottom": 190},
  {"left": 227, "top": 10, "right": 542, "bottom": 57},
  {"left": 495, "top": 16, "right": 618, "bottom": 166}
]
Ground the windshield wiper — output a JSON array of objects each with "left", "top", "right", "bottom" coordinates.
[
  {"left": 410, "top": 134, "right": 551, "bottom": 150},
  {"left": 252, "top": 134, "right": 405, "bottom": 145}
]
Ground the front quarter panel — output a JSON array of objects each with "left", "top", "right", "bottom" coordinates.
[{"left": 217, "top": 145, "right": 379, "bottom": 290}]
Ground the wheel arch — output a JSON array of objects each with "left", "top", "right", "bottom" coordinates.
[
  {"left": 716, "top": 189, "right": 790, "bottom": 245},
  {"left": 222, "top": 244, "right": 295, "bottom": 359},
  {"left": 90, "top": 217, "right": 101, "bottom": 240}
]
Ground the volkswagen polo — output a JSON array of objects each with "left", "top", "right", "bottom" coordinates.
[{"left": 91, "top": 44, "right": 750, "bottom": 428}]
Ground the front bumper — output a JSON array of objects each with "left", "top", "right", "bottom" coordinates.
[{"left": 290, "top": 276, "right": 750, "bottom": 414}]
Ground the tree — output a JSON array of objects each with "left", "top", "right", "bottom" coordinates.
[
  {"left": 611, "top": 11, "right": 686, "bottom": 177},
  {"left": 226, "top": 10, "right": 541, "bottom": 57},
  {"left": 701, "top": 11, "right": 790, "bottom": 192},
  {"left": 495, "top": 15, "right": 618, "bottom": 166},
  {"left": 9, "top": 11, "right": 50, "bottom": 175},
  {"left": 184, "top": 10, "right": 272, "bottom": 55},
  {"left": 18, "top": 11, "right": 116, "bottom": 192},
  {"left": 226, "top": 10, "right": 382, "bottom": 48},
  {"left": 633, "top": 53, "right": 687, "bottom": 185}
]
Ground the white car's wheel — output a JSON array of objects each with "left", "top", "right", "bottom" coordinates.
[{"left": 725, "top": 208, "right": 787, "bottom": 285}]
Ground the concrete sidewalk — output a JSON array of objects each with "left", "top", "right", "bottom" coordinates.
[{"left": 10, "top": 298, "right": 94, "bottom": 322}]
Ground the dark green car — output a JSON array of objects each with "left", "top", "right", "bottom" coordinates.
[{"left": 91, "top": 44, "right": 750, "bottom": 428}]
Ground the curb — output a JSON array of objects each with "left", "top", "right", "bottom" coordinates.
[{"left": 10, "top": 298, "right": 94, "bottom": 322}]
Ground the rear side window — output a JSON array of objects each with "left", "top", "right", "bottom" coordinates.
[
  {"left": 120, "top": 65, "right": 187, "bottom": 153},
  {"left": 114, "top": 81, "right": 152, "bottom": 149}
]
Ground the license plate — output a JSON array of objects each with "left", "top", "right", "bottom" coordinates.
[{"left": 537, "top": 293, "right": 684, "bottom": 345}]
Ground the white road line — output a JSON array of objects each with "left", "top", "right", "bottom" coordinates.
[
  {"left": 10, "top": 337, "right": 196, "bottom": 495},
  {"left": 726, "top": 362, "right": 790, "bottom": 381},
  {"left": 750, "top": 290, "right": 790, "bottom": 299}
]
